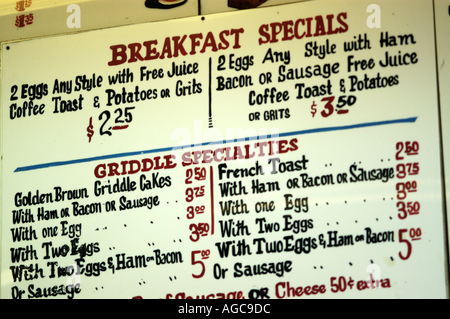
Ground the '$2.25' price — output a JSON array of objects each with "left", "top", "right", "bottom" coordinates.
[{"left": 98, "top": 106, "right": 135, "bottom": 136}]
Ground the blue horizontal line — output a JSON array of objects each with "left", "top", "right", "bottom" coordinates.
[{"left": 14, "top": 117, "right": 417, "bottom": 172}]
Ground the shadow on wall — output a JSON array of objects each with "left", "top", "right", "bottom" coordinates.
[
  {"left": 144, "top": 0, "right": 269, "bottom": 10},
  {"left": 228, "top": 0, "right": 268, "bottom": 9},
  {"left": 145, "top": 0, "right": 189, "bottom": 9}
]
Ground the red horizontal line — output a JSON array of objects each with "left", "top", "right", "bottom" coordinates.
[
  {"left": 112, "top": 125, "right": 129, "bottom": 130},
  {"left": 210, "top": 166, "right": 214, "bottom": 236}
]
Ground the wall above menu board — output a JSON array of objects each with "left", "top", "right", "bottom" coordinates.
[
  {"left": 1, "top": 0, "right": 448, "bottom": 299},
  {"left": 0, "top": 0, "right": 199, "bottom": 43},
  {"left": 0, "top": 0, "right": 307, "bottom": 43}
]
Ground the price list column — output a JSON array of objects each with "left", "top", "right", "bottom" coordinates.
[
  {"left": 184, "top": 165, "right": 213, "bottom": 279},
  {"left": 395, "top": 141, "right": 421, "bottom": 261}
]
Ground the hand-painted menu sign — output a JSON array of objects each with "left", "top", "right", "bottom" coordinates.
[{"left": 1, "top": 0, "right": 447, "bottom": 299}]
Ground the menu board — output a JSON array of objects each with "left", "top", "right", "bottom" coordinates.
[{"left": 1, "top": 0, "right": 448, "bottom": 299}]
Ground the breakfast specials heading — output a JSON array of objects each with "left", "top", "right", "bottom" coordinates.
[{"left": 107, "top": 13, "right": 349, "bottom": 66}]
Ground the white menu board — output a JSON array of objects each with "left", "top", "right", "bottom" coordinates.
[{"left": 1, "top": 0, "right": 448, "bottom": 299}]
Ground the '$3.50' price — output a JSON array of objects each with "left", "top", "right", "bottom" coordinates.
[
  {"left": 311, "top": 95, "right": 356, "bottom": 118},
  {"left": 397, "top": 201, "right": 420, "bottom": 220},
  {"left": 189, "top": 222, "right": 210, "bottom": 242}
]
